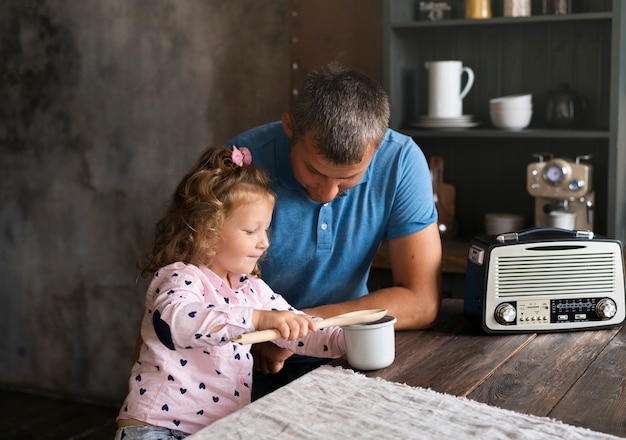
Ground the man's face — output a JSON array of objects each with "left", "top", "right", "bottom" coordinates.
[{"left": 289, "top": 131, "right": 374, "bottom": 204}]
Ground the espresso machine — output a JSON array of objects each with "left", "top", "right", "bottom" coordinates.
[{"left": 526, "top": 153, "right": 594, "bottom": 231}]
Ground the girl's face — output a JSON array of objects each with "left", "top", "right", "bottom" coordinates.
[{"left": 210, "top": 196, "right": 273, "bottom": 284}]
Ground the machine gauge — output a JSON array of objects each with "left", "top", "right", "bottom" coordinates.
[{"left": 543, "top": 159, "right": 570, "bottom": 185}]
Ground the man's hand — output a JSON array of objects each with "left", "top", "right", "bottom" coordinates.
[
  {"left": 302, "top": 224, "right": 442, "bottom": 330},
  {"left": 251, "top": 342, "right": 294, "bottom": 374}
]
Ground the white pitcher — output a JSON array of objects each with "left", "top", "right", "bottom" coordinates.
[{"left": 425, "top": 60, "right": 474, "bottom": 117}]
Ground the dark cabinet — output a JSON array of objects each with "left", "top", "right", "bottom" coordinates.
[{"left": 384, "top": 0, "right": 625, "bottom": 241}]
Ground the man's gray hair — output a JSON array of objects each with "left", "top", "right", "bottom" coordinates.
[{"left": 291, "top": 63, "right": 390, "bottom": 165}]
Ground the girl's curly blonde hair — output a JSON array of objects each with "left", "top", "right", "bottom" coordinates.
[{"left": 140, "top": 145, "right": 275, "bottom": 278}]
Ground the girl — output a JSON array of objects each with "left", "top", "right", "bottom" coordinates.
[{"left": 115, "top": 146, "right": 345, "bottom": 439}]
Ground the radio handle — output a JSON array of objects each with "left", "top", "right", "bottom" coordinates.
[{"left": 496, "top": 227, "right": 594, "bottom": 243}]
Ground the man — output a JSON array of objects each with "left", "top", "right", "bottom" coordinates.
[{"left": 227, "top": 63, "right": 442, "bottom": 398}]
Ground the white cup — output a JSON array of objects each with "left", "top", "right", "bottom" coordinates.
[
  {"left": 343, "top": 315, "right": 397, "bottom": 370},
  {"left": 425, "top": 60, "right": 475, "bottom": 117},
  {"left": 547, "top": 211, "right": 576, "bottom": 230},
  {"left": 504, "top": 0, "right": 531, "bottom": 17},
  {"left": 485, "top": 213, "right": 524, "bottom": 235}
]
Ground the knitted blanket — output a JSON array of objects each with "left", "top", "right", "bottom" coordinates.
[{"left": 188, "top": 365, "right": 622, "bottom": 439}]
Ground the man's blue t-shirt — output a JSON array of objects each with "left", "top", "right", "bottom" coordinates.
[{"left": 227, "top": 122, "right": 436, "bottom": 309}]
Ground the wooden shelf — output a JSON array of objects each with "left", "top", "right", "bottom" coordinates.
[
  {"left": 373, "top": 237, "right": 625, "bottom": 276},
  {"left": 390, "top": 12, "right": 613, "bottom": 29},
  {"left": 383, "top": 0, "right": 625, "bottom": 242},
  {"left": 401, "top": 128, "right": 610, "bottom": 139}
]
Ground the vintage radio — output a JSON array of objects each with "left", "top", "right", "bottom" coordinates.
[{"left": 464, "top": 227, "right": 625, "bottom": 333}]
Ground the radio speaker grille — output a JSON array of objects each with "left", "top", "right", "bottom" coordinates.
[{"left": 493, "top": 252, "right": 618, "bottom": 297}]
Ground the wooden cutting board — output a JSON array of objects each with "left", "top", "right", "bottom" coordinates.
[{"left": 430, "top": 156, "right": 456, "bottom": 236}]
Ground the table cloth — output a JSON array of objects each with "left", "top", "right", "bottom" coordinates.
[{"left": 188, "top": 365, "right": 622, "bottom": 439}]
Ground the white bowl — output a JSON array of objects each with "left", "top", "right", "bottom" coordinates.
[
  {"left": 490, "top": 105, "right": 533, "bottom": 113},
  {"left": 490, "top": 102, "right": 532, "bottom": 108},
  {"left": 489, "top": 93, "right": 532, "bottom": 106},
  {"left": 490, "top": 102, "right": 533, "bottom": 109},
  {"left": 490, "top": 108, "right": 533, "bottom": 130}
]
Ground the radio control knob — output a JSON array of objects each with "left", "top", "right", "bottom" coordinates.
[
  {"left": 495, "top": 303, "right": 517, "bottom": 325},
  {"left": 597, "top": 299, "right": 617, "bottom": 319}
]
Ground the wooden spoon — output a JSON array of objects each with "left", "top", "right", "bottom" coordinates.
[{"left": 232, "top": 309, "right": 387, "bottom": 345}]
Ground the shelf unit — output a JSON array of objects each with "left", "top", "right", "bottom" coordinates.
[{"left": 383, "top": 0, "right": 625, "bottom": 242}]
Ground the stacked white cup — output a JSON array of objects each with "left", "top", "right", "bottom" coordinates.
[{"left": 489, "top": 93, "right": 533, "bottom": 130}]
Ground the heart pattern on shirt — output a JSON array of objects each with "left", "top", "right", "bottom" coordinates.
[{"left": 125, "top": 264, "right": 343, "bottom": 432}]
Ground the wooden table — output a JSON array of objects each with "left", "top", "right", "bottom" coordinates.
[{"left": 332, "top": 298, "right": 626, "bottom": 438}]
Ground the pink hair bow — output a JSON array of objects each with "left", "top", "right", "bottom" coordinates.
[{"left": 231, "top": 146, "right": 252, "bottom": 167}]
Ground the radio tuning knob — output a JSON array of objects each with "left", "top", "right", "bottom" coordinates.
[
  {"left": 495, "top": 303, "right": 517, "bottom": 325},
  {"left": 596, "top": 298, "right": 617, "bottom": 319}
]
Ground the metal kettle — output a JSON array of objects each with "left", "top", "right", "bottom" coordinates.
[{"left": 545, "top": 83, "right": 586, "bottom": 128}]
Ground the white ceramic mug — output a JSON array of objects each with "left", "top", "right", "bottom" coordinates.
[
  {"left": 484, "top": 213, "right": 524, "bottom": 235},
  {"left": 547, "top": 211, "right": 576, "bottom": 230},
  {"left": 504, "top": 0, "right": 531, "bottom": 17},
  {"left": 425, "top": 61, "right": 474, "bottom": 117},
  {"left": 343, "top": 315, "right": 397, "bottom": 370}
]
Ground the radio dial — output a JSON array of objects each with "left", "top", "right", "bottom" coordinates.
[
  {"left": 596, "top": 298, "right": 617, "bottom": 319},
  {"left": 495, "top": 303, "right": 517, "bottom": 325}
]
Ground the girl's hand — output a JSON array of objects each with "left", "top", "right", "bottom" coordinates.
[{"left": 252, "top": 310, "right": 316, "bottom": 341}]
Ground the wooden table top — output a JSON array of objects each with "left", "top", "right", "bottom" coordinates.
[{"left": 332, "top": 298, "right": 626, "bottom": 438}]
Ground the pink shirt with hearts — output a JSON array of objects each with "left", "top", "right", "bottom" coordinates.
[{"left": 117, "top": 262, "right": 345, "bottom": 434}]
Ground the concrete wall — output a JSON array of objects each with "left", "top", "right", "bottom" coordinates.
[{"left": 0, "top": 0, "right": 289, "bottom": 405}]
